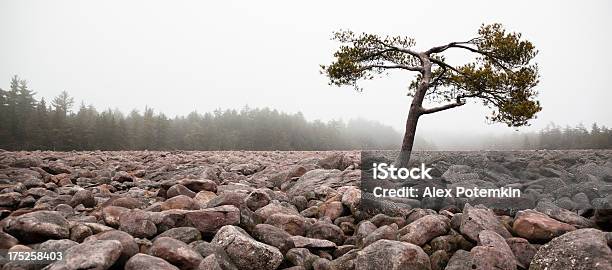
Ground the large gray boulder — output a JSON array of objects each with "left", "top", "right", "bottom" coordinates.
[{"left": 530, "top": 228, "right": 612, "bottom": 270}]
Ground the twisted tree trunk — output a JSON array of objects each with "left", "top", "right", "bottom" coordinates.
[{"left": 395, "top": 55, "right": 432, "bottom": 168}]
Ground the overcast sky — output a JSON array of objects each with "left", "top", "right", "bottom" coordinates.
[{"left": 1, "top": 0, "right": 611, "bottom": 139}]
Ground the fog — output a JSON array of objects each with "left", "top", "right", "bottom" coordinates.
[{"left": 1, "top": 0, "right": 611, "bottom": 149}]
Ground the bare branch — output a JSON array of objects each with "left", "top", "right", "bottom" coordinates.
[
  {"left": 425, "top": 38, "right": 480, "bottom": 54},
  {"left": 360, "top": 64, "right": 423, "bottom": 72},
  {"left": 420, "top": 101, "right": 465, "bottom": 114}
]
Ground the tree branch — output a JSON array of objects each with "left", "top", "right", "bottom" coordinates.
[
  {"left": 425, "top": 38, "right": 480, "bottom": 54},
  {"left": 420, "top": 101, "right": 465, "bottom": 114},
  {"left": 360, "top": 64, "right": 423, "bottom": 72}
]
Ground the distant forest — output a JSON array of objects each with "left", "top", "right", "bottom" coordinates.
[
  {"left": 1, "top": 76, "right": 611, "bottom": 151},
  {"left": 0, "top": 76, "right": 410, "bottom": 151}
]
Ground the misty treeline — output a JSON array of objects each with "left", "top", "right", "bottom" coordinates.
[
  {"left": 1, "top": 76, "right": 610, "bottom": 151},
  {"left": 0, "top": 76, "right": 412, "bottom": 151},
  {"left": 430, "top": 123, "right": 612, "bottom": 151}
]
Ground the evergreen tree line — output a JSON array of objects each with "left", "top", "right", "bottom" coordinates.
[
  {"left": 1, "top": 76, "right": 610, "bottom": 151},
  {"left": 0, "top": 76, "right": 407, "bottom": 151}
]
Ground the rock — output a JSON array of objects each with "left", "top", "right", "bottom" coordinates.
[
  {"left": 179, "top": 179, "right": 217, "bottom": 193},
  {"left": 460, "top": 204, "right": 511, "bottom": 242},
  {"left": 125, "top": 253, "right": 180, "bottom": 270},
  {"left": 166, "top": 184, "right": 196, "bottom": 198},
  {"left": 4, "top": 210, "right": 70, "bottom": 243},
  {"left": 317, "top": 153, "right": 345, "bottom": 170},
  {"left": 161, "top": 195, "right": 200, "bottom": 210},
  {"left": 0, "top": 231, "right": 19, "bottom": 249},
  {"left": 286, "top": 169, "right": 359, "bottom": 197},
  {"left": 318, "top": 201, "right": 345, "bottom": 221},
  {"left": 469, "top": 230, "right": 517, "bottom": 270},
  {"left": 155, "top": 227, "right": 202, "bottom": 243},
  {"left": 444, "top": 250, "right": 473, "bottom": 270},
  {"left": 149, "top": 237, "right": 204, "bottom": 270},
  {"left": 45, "top": 240, "right": 122, "bottom": 270},
  {"left": 291, "top": 235, "right": 337, "bottom": 249},
  {"left": 252, "top": 224, "right": 295, "bottom": 254},
  {"left": 183, "top": 205, "right": 240, "bottom": 235},
  {"left": 265, "top": 213, "right": 307, "bottom": 236},
  {"left": 38, "top": 239, "right": 78, "bottom": 251},
  {"left": 355, "top": 239, "right": 431, "bottom": 270},
  {"left": 69, "top": 189, "right": 96, "bottom": 207},
  {"left": 211, "top": 225, "right": 283, "bottom": 270},
  {"left": 430, "top": 250, "right": 450, "bottom": 270},
  {"left": 255, "top": 201, "right": 299, "bottom": 221},
  {"left": 506, "top": 237, "right": 537, "bottom": 269},
  {"left": 245, "top": 189, "right": 271, "bottom": 211},
  {"left": 362, "top": 224, "right": 398, "bottom": 248},
  {"left": 512, "top": 210, "right": 576, "bottom": 242},
  {"left": 189, "top": 241, "right": 238, "bottom": 270},
  {"left": 102, "top": 206, "right": 129, "bottom": 227},
  {"left": 306, "top": 222, "right": 345, "bottom": 246},
  {"left": 399, "top": 215, "right": 450, "bottom": 246},
  {"left": 70, "top": 223, "right": 93, "bottom": 242},
  {"left": 535, "top": 200, "right": 594, "bottom": 228},
  {"left": 206, "top": 192, "right": 247, "bottom": 208},
  {"left": 198, "top": 255, "right": 224, "bottom": 270},
  {"left": 119, "top": 209, "right": 157, "bottom": 238},
  {"left": 0, "top": 192, "right": 21, "bottom": 207},
  {"left": 194, "top": 191, "right": 217, "bottom": 206},
  {"left": 530, "top": 228, "right": 612, "bottom": 270},
  {"left": 442, "top": 165, "right": 479, "bottom": 183},
  {"left": 85, "top": 230, "right": 139, "bottom": 266}
]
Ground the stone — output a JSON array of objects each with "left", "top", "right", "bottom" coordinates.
[
  {"left": 125, "top": 253, "right": 180, "bottom": 270},
  {"left": 194, "top": 191, "right": 217, "bottom": 206},
  {"left": 102, "top": 206, "right": 129, "bottom": 227},
  {"left": 211, "top": 225, "right": 283, "bottom": 270},
  {"left": 252, "top": 224, "right": 295, "bottom": 254},
  {"left": 530, "top": 228, "right": 612, "bottom": 270},
  {"left": 183, "top": 205, "right": 240, "bottom": 235},
  {"left": 355, "top": 239, "right": 431, "bottom": 270},
  {"left": 149, "top": 237, "right": 204, "bottom": 270},
  {"left": 306, "top": 222, "right": 345, "bottom": 246},
  {"left": 291, "top": 235, "right": 337, "bottom": 249},
  {"left": 69, "top": 189, "right": 96, "bottom": 207},
  {"left": 155, "top": 227, "right": 202, "bottom": 243},
  {"left": 166, "top": 184, "right": 196, "bottom": 198},
  {"left": 265, "top": 213, "right": 307, "bottom": 236},
  {"left": 399, "top": 215, "right": 450, "bottom": 246},
  {"left": 4, "top": 210, "right": 70, "bottom": 243},
  {"left": 245, "top": 189, "right": 271, "bottom": 211},
  {"left": 460, "top": 204, "right": 511, "bottom": 242},
  {"left": 86, "top": 230, "right": 139, "bottom": 266},
  {"left": 119, "top": 209, "right": 157, "bottom": 238},
  {"left": 0, "top": 192, "right": 21, "bottom": 207},
  {"left": 45, "top": 240, "right": 122, "bottom": 270},
  {"left": 512, "top": 209, "right": 576, "bottom": 242},
  {"left": 161, "top": 195, "right": 200, "bottom": 210},
  {"left": 362, "top": 224, "right": 398, "bottom": 248},
  {"left": 506, "top": 237, "right": 537, "bottom": 269},
  {"left": 0, "top": 231, "right": 19, "bottom": 249}
]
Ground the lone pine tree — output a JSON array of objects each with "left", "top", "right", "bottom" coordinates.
[{"left": 322, "top": 23, "right": 542, "bottom": 167}]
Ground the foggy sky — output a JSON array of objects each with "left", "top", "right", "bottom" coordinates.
[{"left": 1, "top": 0, "right": 611, "bottom": 140}]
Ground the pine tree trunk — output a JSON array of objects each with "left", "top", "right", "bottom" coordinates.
[
  {"left": 394, "top": 54, "right": 431, "bottom": 168},
  {"left": 395, "top": 105, "right": 421, "bottom": 168}
]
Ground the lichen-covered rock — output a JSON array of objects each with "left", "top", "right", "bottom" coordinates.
[{"left": 530, "top": 228, "right": 612, "bottom": 270}]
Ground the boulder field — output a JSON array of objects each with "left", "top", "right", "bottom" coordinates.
[{"left": 0, "top": 150, "right": 610, "bottom": 270}]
